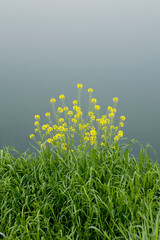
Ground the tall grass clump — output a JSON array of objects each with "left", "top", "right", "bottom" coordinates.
[{"left": 0, "top": 84, "right": 160, "bottom": 239}]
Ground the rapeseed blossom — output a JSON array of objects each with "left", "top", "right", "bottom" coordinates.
[
  {"left": 95, "top": 105, "right": 100, "bottom": 110},
  {"left": 34, "top": 115, "right": 40, "bottom": 119},
  {"left": 120, "top": 116, "right": 126, "bottom": 121},
  {"left": 59, "top": 118, "right": 64, "bottom": 123},
  {"left": 30, "top": 84, "right": 125, "bottom": 152},
  {"left": 45, "top": 112, "right": 51, "bottom": 117},
  {"left": 42, "top": 125, "right": 48, "bottom": 130},
  {"left": 119, "top": 122, "right": 124, "bottom": 127},
  {"left": 57, "top": 107, "right": 63, "bottom": 113},
  {"left": 64, "top": 107, "right": 68, "bottom": 111},
  {"left": 109, "top": 113, "right": 114, "bottom": 118},
  {"left": 91, "top": 98, "right": 97, "bottom": 104},
  {"left": 29, "top": 134, "right": 35, "bottom": 139},
  {"left": 113, "top": 97, "right": 118, "bottom": 102},
  {"left": 67, "top": 111, "right": 73, "bottom": 116},
  {"left": 34, "top": 121, "right": 39, "bottom": 126},
  {"left": 77, "top": 84, "right": 83, "bottom": 89},
  {"left": 73, "top": 100, "right": 78, "bottom": 105},
  {"left": 59, "top": 94, "right": 65, "bottom": 99},
  {"left": 50, "top": 98, "right": 56, "bottom": 103},
  {"left": 88, "top": 88, "right": 93, "bottom": 93}
]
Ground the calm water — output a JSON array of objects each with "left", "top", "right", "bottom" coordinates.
[{"left": 1, "top": 0, "right": 160, "bottom": 162}]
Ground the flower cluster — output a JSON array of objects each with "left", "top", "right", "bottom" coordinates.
[{"left": 30, "top": 84, "right": 125, "bottom": 152}]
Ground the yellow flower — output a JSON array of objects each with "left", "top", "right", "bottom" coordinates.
[
  {"left": 90, "top": 115, "right": 95, "bottom": 121},
  {"left": 113, "top": 97, "right": 118, "bottom": 102},
  {"left": 114, "top": 136, "right": 120, "bottom": 141},
  {"left": 45, "top": 112, "right": 51, "bottom": 117},
  {"left": 98, "top": 118, "right": 105, "bottom": 125},
  {"left": 111, "top": 146, "right": 116, "bottom": 149},
  {"left": 53, "top": 134, "right": 59, "bottom": 140},
  {"left": 91, "top": 98, "right": 97, "bottom": 104},
  {"left": 47, "top": 138, "right": 53, "bottom": 143},
  {"left": 57, "top": 107, "right": 63, "bottom": 113},
  {"left": 114, "top": 127, "right": 118, "bottom": 131},
  {"left": 67, "top": 111, "right": 73, "bottom": 116},
  {"left": 53, "top": 125, "right": 58, "bottom": 131},
  {"left": 100, "top": 142, "right": 105, "bottom": 146},
  {"left": 77, "top": 83, "right": 83, "bottom": 89},
  {"left": 119, "top": 122, "right": 124, "bottom": 127},
  {"left": 53, "top": 134, "right": 62, "bottom": 140},
  {"left": 94, "top": 105, "right": 100, "bottom": 110},
  {"left": 59, "top": 118, "right": 64, "bottom": 123},
  {"left": 64, "top": 107, "right": 68, "bottom": 111},
  {"left": 34, "top": 115, "right": 40, "bottom": 120},
  {"left": 109, "top": 113, "right": 114, "bottom": 118},
  {"left": 73, "top": 100, "right": 78, "bottom": 105},
  {"left": 88, "top": 88, "right": 93, "bottom": 93},
  {"left": 88, "top": 111, "right": 94, "bottom": 116},
  {"left": 50, "top": 98, "right": 56, "bottom": 103},
  {"left": 118, "top": 130, "right": 123, "bottom": 137},
  {"left": 90, "top": 129, "right": 97, "bottom": 136},
  {"left": 29, "top": 134, "right": 35, "bottom": 139},
  {"left": 74, "top": 114, "right": 80, "bottom": 119},
  {"left": 62, "top": 123, "right": 67, "bottom": 127},
  {"left": 58, "top": 126, "right": 65, "bottom": 132},
  {"left": 59, "top": 94, "right": 65, "bottom": 99},
  {"left": 120, "top": 116, "right": 126, "bottom": 121},
  {"left": 101, "top": 135, "right": 104, "bottom": 138},
  {"left": 90, "top": 136, "right": 97, "bottom": 145},
  {"left": 108, "top": 106, "right": 112, "bottom": 112},
  {"left": 34, "top": 121, "right": 39, "bottom": 126},
  {"left": 84, "top": 136, "right": 89, "bottom": 141},
  {"left": 76, "top": 107, "right": 81, "bottom": 112},
  {"left": 71, "top": 118, "right": 77, "bottom": 123},
  {"left": 112, "top": 108, "right": 117, "bottom": 113},
  {"left": 69, "top": 126, "right": 75, "bottom": 132},
  {"left": 85, "top": 132, "right": 90, "bottom": 136},
  {"left": 98, "top": 118, "right": 110, "bottom": 125},
  {"left": 42, "top": 125, "right": 48, "bottom": 130},
  {"left": 47, "top": 127, "right": 53, "bottom": 133},
  {"left": 40, "top": 143, "right": 46, "bottom": 149},
  {"left": 34, "top": 128, "right": 38, "bottom": 132}
]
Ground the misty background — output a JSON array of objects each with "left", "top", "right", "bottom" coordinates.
[{"left": 0, "top": 0, "right": 160, "bottom": 161}]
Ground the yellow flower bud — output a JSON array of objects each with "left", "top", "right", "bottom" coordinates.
[
  {"left": 45, "top": 112, "right": 51, "bottom": 117},
  {"left": 77, "top": 83, "right": 83, "bottom": 89},
  {"left": 59, "top": 94, "right": 65, "bottom": 99},
  {"left": 88, "top": 88, "right": 93, "bottom": 93},
  {"left": 50, "top": 98, "right": 56, "bottom": 103}
]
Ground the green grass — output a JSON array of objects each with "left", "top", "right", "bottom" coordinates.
[{"left": 0, "top": 140, "right": 160, "bottom": 239}]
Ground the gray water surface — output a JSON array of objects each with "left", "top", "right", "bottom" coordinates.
[{"left": 1, "top": 0, "right": 160, "bottom": 162}]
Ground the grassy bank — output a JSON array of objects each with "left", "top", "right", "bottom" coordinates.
[
  {"left": 1, "top": 84, "right": 160, "bottom": 239},
  {"left": 0, "top": 142, "right": 160, "bottom": 239}
]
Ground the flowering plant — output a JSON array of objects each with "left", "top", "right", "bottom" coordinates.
[{"left": 30, "top": 84, "right": 125, "bottom": 152}]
